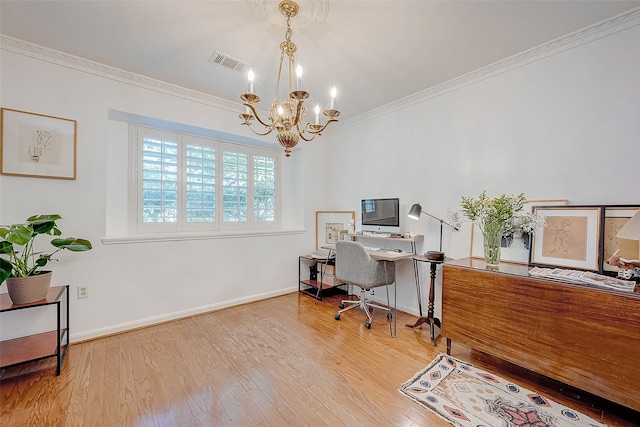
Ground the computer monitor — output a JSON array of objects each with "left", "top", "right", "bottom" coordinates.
[{"left": 361, "top": 198, "right": 401, "bottom": 233}]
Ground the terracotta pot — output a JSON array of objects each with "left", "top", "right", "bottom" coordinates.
[{"left": 5, "top": 271, "right": 52, "bottom": 304}]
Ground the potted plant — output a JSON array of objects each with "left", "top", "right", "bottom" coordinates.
[{"left": 0, "top": 214, "right": 92, "bottom": 304}]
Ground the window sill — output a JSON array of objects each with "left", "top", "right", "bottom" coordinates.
[{"left": 102, "top": 228, "right": 306, "bottom": 245}]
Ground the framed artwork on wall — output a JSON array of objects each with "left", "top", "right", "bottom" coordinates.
[
  {"left": 529, "top": 205, "right": 603, "bottom": 271},
  {"left": 316, "top": 211, "right": 355, "bottom": 250},
  {"left": 0, "top": 108, "right": 77, "bottom": 180},
  {"left": 602, "top": 205, "right": 640, "bottom": 274},
  {"left": 469, "top": 199, "right": 569, "bottom": 264}
]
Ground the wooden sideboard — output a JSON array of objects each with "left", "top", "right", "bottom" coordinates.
[{"left": 442, "top": 257, "right": 640, "bottom": 412}]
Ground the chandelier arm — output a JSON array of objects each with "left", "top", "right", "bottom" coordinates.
[
  {"left": 297, "top": 129, "right": 317, "bottom": 142},
  {"left": 242, "top": 121, "right": 276, "bottom": 137},
  {"left": 288, "top": 54, "right": 295, "bottom": 97},
  {"left": 304, "top": 118, "right": 338, "bottom": 135},
  {"left": 244, "top": 103, "right": 276, "bottom": 129},
  {"left": 275, "top": 51, "right": 286, "bottom": 100}
]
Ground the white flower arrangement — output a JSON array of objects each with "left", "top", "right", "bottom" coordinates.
[{"left": 506, "top": 211, "right": 547, "bottom": 235}]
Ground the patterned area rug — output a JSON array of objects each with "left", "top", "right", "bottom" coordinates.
[{"left": 399, "top": 353, "right": 609, "bottom": 427}]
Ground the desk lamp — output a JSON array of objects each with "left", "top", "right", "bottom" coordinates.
[{"left": 408, "top": 203, "right": 458, "bottom": 261}]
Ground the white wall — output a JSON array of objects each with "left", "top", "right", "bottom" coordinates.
[
  {"left": 0, "top": 44, "right": 330, "bottom": 341},
  {"left": 326, "top": 23, "right": 640, "bottom": 318}
]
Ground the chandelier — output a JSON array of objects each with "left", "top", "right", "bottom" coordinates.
[{"left": 239, "top": 0, "right": 340, "bottom": 157}]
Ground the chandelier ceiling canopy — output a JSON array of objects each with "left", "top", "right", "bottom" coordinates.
[{"left": 239, "top": 0, "right": 339, "bottom": 157}]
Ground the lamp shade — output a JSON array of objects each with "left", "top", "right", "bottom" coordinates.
[
  {"left": 408, "top": 203, "right": 422, "bottom": 220},
  {"left": 616, "top": 210, "right": 640, "bottom": 241},
  {"left": 616, "top": 210, "right": 640, "bottom": 261}
]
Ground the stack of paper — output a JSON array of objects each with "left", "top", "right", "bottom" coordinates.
[{"left": 529, "top": 266, "right": 636, "bottom": 292}]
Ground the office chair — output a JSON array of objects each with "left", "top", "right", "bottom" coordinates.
[{"left": 333, "top": 240, "right": 397, "bottom": 337}]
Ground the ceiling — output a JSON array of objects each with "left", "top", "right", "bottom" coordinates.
[{"left": 1, "top": 1, "right": 639, "bottom": 122}]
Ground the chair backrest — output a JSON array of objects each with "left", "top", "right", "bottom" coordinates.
[{"left": 335, "top": 241, "right": 395, "bottom": 290}]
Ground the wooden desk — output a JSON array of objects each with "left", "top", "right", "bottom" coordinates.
[{"left": 442, "top": 257, "right": 640, "bottom": 412}]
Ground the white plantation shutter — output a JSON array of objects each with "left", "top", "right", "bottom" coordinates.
[
  {"left": 253, "top": 155, "right": 276, "bottom": 222},
  {"left": 133, "top": 126, "right": 279, "bottom": 234},
  {"left": 222, "top": 150, "right": 248, "bottom": 223},
  {"left": 140, "top": 129, "right": 179, "bottom": 232},
  {"left": 185, "top": 143, "right": 216, "bottom": 223}
]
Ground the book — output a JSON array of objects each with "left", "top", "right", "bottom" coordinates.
[{"left": 529, "top": 266, "right": 636, "bottom": 292}]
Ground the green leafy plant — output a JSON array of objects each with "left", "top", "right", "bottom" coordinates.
[
  {"left": 459, "top": 191, "right": 527, "bottom": 233},
  {"left": 0, "top": 214, "right": 92, "bottom": 284}
]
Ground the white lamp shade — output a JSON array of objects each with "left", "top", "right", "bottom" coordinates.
[
  {"left": 616, "top": 210, "right": 640, "bottom": 240},
  {"left": 616, "top": 210, "right": 640, "bottom": 260}
]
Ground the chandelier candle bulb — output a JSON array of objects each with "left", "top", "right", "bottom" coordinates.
[
  {"left": 315, "top": 105, "right": 320, "bottom": 124},
  {"left": 296, "top": 65, "right": 303, "bottom": 91},
  {"left": 330, "top": 87, "right": 336, "bottom": 109},
  {"left": 248, "top": 69, "right": 254, "bottom": 94}
]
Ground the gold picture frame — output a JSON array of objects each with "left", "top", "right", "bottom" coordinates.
[
  {"left": 315, "top": 211, "right": 355, "bottom": 250},
  {"left": 1, "top": 108, "right": 77, "bottom": 180}
]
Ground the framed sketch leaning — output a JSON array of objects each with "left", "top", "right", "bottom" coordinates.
[
  {"left": 529, "top": 205, "right": 603, "bottom": 272},
  {"left": 602, "top": 205, "right": 640, "bottom": 274},
  {"left": 316, "top": 211, "right": 355, "bottom": 250},
  {"left": 1, "top": 108, "right": 77, "bottom": 180}
]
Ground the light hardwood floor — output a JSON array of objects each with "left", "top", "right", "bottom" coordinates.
[{"left": 1, "top": 291, "right": 638, "bottom": 426}]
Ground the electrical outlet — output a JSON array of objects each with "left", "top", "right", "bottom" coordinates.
[{"left": 77, "top": 286, "right": 88, "bottom": 299}]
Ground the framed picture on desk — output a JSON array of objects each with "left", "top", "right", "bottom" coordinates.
[{"left": 316, "top": 211, "right": 355, "bottom": 249}]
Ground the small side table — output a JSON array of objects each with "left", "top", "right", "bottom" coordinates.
[
  {"left": 406, "top": 255, "right": 443, "bottom": 346},
  {"left": 0, "top": 285, "right": 69, "bottom": 375}
]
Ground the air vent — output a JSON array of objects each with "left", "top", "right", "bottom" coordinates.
[{"left": 209, "top": 51, "right": 249, "bottom": 73}]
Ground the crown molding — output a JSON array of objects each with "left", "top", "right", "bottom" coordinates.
[
  {"left": 338, "top": 6, "right": 640, "bottom": 131},
  {"left": 0, "top": 34, "right": 242, "bottom": 113}
]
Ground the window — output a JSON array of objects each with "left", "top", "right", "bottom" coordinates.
[{"left": 134, "top": 126, "right": 279, "bottom": 234}]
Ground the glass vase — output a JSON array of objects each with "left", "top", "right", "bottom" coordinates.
[{"left": 482, "top": 224, "right": 503, "bottom": 268}]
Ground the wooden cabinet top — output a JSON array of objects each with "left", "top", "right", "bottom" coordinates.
[{"left": 444, "top": 257, "right": 640, "bottom": 297}]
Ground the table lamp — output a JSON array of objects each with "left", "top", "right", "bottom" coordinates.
[
  {"left": 615, "top": 210, "right": 640, "bottom": 261},
  {"left": 408, "top": 203, "right": 458, "bottom": 261}
]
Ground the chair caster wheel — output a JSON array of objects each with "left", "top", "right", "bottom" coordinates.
[
  {"left": 365, "top": 322, "right": 371, "bottom": 329},
  {"left": 339, "top": 303, "right": 345, "bottom": 309},
  {"left": 387, "top": 312, "right": 392, "bottom": 319},
  {"left": 335, "top": 314, "right": 341, "bottom": 320}
]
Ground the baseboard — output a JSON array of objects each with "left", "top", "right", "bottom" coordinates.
[{"left": 70, "top": 286, "right": 298, "bottom": 343}]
